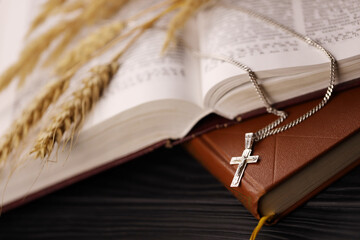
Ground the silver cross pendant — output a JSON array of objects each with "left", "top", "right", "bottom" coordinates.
[{"left": 230, "top": 133, "right": 259, "bottom": 187}]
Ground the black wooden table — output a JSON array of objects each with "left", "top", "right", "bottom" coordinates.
[{"left": 0, "top": 146, "right": 359, "bottom": 239}]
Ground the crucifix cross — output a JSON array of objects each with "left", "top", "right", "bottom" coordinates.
[{"left": 230, "top": 133, "right": 259, "bottom": 187}]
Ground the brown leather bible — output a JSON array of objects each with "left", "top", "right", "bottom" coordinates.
[{"left": 184, "top": 86, "right": 360, "bottom": 223}]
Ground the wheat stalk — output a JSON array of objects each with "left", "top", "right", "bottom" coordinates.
[
  {"left": 55, "top": 0, "right": 182, "bottom": 75},
  {"left": 162, "top": 0, "right": 210, "bottom": 52},
  {"left": 0, "top": 71, "right": 73, "bottom": 164},
  {"left": 30, "top": 62, "right": 119, "bottom": 159},
  {"left": 44, "top": 0, "right": 129, "bottom": 65},
  {"left": 0, "top": 0, "right": 199, "bottom": 92},
  {"left": 0, "top": 1, "right": 161, "bottom": 162},
  {"left": 30, "top": 9, "right": 166, "bottom": 159},
  {"left": 0, "top": 0, "right": 205, "bottom": 162},
  {"left": 56, "top": 0, "right": 85, "bottom": 14},
  {"left": 44, "top": 22, "right": 82, "bottom": 67},
  {"left": 26, "top": 0, "right": 67, "bottom": 36},
  {"left": 0, "top": 22, "right": 68, "bottom": 90},
  {"left": 56, "top": 21, "right": 126, "bottom": 74},
  {"left": 0, "top": 0, "right": 129, "bottom": 92}
]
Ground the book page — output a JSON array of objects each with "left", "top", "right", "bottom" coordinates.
[
  {"left": 83, "top": 0, "right": 204, "bottom": 128},
  {"left": 198, "top": 0, "right": 360, "bottom": 101},
  {"left": 82, "top": 24, "right": 204, "bottom": 129}
]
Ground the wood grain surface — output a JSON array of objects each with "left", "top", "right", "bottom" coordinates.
[{"left": 0, "top": 146, "right": 359, "bottom": 239}]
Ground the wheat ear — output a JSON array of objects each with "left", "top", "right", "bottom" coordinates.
[
  {"left": 30, "top": 62, "right": 119, "bottom": 159},
  {"left": 55, "top": 21, "right": 126, "bottom": 74},
  {"left": 55, "top": 0, "right": 85, "bottom": 14},
  {"left": 0, "top": 0, "right": 129, "bottom": 91},
  {"left": 55, "top": 0, "right": 182, "bottom": 74},
  {"left": 26, "top": 0, "right": 67, "bottom": 36},
  {"left": 162, "top": 0, "right": 210, "bottom": 52},
  {"left": 44, "top": 0, "right": 129, "bottom": 65},
  {"left": 1, "top": 1, "right": 163, "bottom": 162},
  {"left": 0, "top": 22, "right": 68, "bottom": 91},
  {"left": 30, "top": 13, "right": 159, "bottom": 159},
  {"left": 0, "top": 71, "right": 73, "bottom": 164}
]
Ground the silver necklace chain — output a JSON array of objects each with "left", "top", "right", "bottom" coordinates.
[{"left": 196, "top": 5, "right": 337, "bottom": 142}]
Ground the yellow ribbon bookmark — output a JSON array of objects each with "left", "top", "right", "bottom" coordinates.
[{"left": 250, "top": 213, "right": 275, "bottom": 240}]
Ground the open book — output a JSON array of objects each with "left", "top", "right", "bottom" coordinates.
[{"left": 0, "top": 0, "right": 359, "bottom": 209}]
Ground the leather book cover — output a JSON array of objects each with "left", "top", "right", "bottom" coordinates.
[{"left": 184, "top": 86, "right": 360, "bottom": 223}]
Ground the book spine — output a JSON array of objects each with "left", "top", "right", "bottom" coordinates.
[{"left": 183, "top": 137, "right": 263, "bottom": 220}]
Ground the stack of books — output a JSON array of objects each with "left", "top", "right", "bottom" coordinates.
[{"left": 184, "top": 86, "right": 360, "bottom": 223}]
